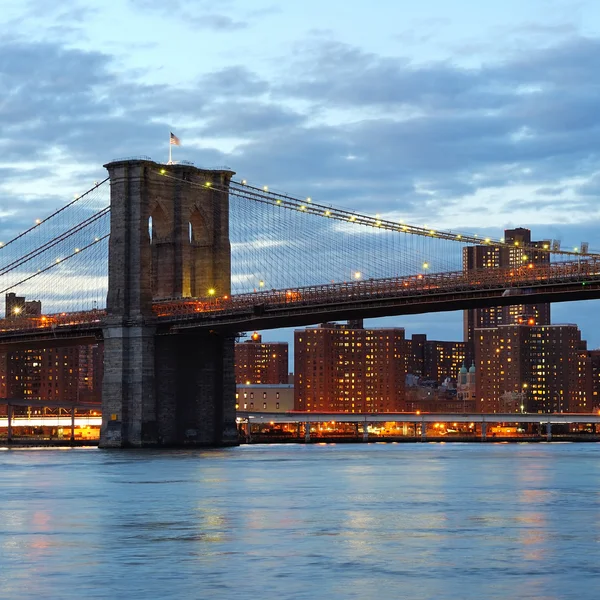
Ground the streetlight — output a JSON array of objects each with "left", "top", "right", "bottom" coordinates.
[{"left": 354, "top": 271, "right": 361, "bottom": 280}]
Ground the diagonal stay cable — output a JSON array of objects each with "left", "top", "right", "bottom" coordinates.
[
  {"left": 0, "top": 208, "right": 110, "bottom": 276},
  {"left": 0, "top": 234, "right": 110, "bottom": 296},
  {"left": 0, "top": 178, "right": 108, "bottom": 251}
]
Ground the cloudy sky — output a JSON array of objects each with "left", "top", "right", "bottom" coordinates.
[{"left": 2, "top": 0, "right": 600, "bottom": 354}]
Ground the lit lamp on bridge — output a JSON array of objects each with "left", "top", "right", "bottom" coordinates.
[{"left": 354, "top": 271, "right": 361, "bottom": 280}]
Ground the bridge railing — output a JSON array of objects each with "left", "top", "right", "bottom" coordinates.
[
  {"left": 0, "top": 309, "right": 106, "bottom": 334},
  {"left": 153, "top": 257, "right": 600, "bottom": 321}
]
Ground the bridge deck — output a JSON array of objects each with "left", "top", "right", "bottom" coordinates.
[{"left": 0, "top": 258, "right": 599, "bottom": 346}]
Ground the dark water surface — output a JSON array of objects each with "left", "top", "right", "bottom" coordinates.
[{"left": 1, "top": 443, "right": 599, "bottom": 600}]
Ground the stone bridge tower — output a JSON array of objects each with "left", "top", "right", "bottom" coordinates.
[{"left": 99, "top": 159, "right": 238, "bottom": 448}]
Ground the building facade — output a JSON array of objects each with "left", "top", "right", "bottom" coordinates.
[
  {"left": 235, "top": 333, "right": 289, "bottom": 385},
  {"left": 586, "top": 350, "right": 600, "bottom": 412},
  {"left": 475, "top": 323, "right": 588, "bottom": 413},
  {"left": 0, "top": 344, "right": 104, "bottom": 409},
  {"left": 294, "top": 321, "right": 407, "bottom": 412},
  {"left": 408, "top": 334, "right": 470, "bottom": 384},
  {"left": 236, "top": 384, "right": 294, "bottom": 412}
]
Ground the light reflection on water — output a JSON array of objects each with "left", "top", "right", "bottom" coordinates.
[{"left": 1, "top": 444, "right": 600, "bottom": 599}]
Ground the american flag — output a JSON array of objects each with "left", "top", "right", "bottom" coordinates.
[{"left": 170, "top": 132, "right": 181, "bottom": 146}]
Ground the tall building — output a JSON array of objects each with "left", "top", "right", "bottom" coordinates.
[
  {"left": 463, "top": 228, "right": 551, "bottom": 345},
  {"left": 475, "top": 323, "right": 587, "bottom": 413},
  {"left": 408, "top": 334, "right": 470, "bottom": 384},
  {"left": 582, "top": 350, "right": 600, "bottom": 413},
  {"left": 294, "top": 321, "right": 407, "bottom": 412},
  {"left": 0, "top": 349, "right": 44, "bottom": 401},
  {"left": 39, "top": 347, "right": 81, "bottom": 403},
  {"left": 235, "top": 333, "right": 288, "bottom": 385}
]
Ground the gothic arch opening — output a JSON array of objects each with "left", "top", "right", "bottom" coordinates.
[
  {"left": 189, "top": 208, "right": 210, "bottom": 244},
  {"left": 149, "top": 204, "right": 170, "bottom": 242}
]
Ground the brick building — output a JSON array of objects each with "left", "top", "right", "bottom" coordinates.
[
  {"left": 235, "top": 333, "right": 288, "bottom": 384},
  {"left": 475, "top": 324, "right": 588, "bottom": 413},
  {"left": 408, "top": 334, "right": 470, "bottom": 384},
  {"left": 0, "top": 344, "right": 103, "bottom": 410},
  {"left": 581, "top": 349, "right": 600, "bottom": 413},
  {"left": 294, "top": 321, "right": 407, "bottom": 412}
]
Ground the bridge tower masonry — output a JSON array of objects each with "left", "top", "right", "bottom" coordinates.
[{"left": 99, "top": 159, "right": 238, "bottom": 448}]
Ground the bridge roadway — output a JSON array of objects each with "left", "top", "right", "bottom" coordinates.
[{"left": 0, "top": 258, "right": 599, "bottom": 348}]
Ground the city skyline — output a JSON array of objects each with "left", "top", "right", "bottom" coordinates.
[
  {"left": 234, "top": 318, "right": 596, "bottom": 415},
  {"left": 2, "top": 0, "right": 600, "bottom": 346}
]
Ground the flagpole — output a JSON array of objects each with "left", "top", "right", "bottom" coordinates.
[{"left": 168, "top": 132, "right": 172, "bottom": 164}]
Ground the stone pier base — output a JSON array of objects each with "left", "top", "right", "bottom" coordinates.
[{"left": 100, "top": 328, "right": 238, "bottom": 448}]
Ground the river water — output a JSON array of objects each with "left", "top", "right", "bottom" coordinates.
[{"left": 1, "top": 443, "right": 599, "bottom": 600}]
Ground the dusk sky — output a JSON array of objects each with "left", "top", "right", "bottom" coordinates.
[{"left": 2, "top": 0, "right": 600, "bottom": 356}]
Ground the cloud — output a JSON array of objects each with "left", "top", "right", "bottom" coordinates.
[
  {"left": 127, "top": 0, "right": 247, "bottom": 31},
  {"left": 201, "top": 102, "right": 305, "bottom": 137},
  {"left": 2, "top": 28, "right": 600, "bottom": 271},
  {"left": 216, "top": 34, "right": 600, "bottom": 221},
  {"left": 23, "top": 0, "right": 95, "bottom": 22},
  {"left": 575, "top": 172, "right": 600, "bottom": 196},
  {"left": 197, "top": 66, "right": 269, "bottom": 98}
]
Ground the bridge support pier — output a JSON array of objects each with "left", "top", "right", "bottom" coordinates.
[
  {"left": 100, "top": 323, "right": 158, "bottom": 447},
  {"left": 362, "top": 422, "right": 369, "bottom": 442},
  {"left": 421, "top": 422, "right": 427, "bottom": 442},
  {"left": 99, "top": 158, "right": 237, "bottom": 448},
  {"left": 154, "top": 333, "right": 238, "bottom": 446},
  {"left": 546, "top": 422, "right": 552, "bottom": 442},
  {"left": 100, "top": 327, "right": 238, "bottom": 447},
  {"left": 481, "top": 422, "right": 487, "bottom": 441}
]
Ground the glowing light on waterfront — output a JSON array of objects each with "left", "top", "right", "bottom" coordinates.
[{"left": 0, "top": 417, "right": 102, "bottom": 427}]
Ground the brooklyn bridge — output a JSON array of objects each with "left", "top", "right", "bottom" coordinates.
[{"left": 1, "top": 159, "right": 599, "bottom": 447}]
